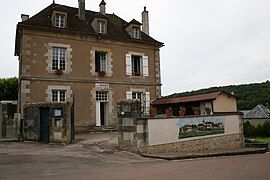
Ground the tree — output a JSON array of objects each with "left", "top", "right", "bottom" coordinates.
[
  {"left": 0, "top": 77, "right": 18, "bottom": 101},
  {"left": 261, "top": 121, "right": 270, "bottom": 137},
  {"left": 243, "top": 121, "right": 256, "bottom": 138},
  {"left": 165, "top": 80, "right": 270, "bottom": 110}
]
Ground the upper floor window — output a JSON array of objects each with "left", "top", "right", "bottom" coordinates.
[
  {"left": 126, "top": 54, "right": 149, "bottom": 77},
  {"left": 132, "top": 55, "right": 142, "bottom": 76},
  {"left": 132, "top": 27, "right": 140, "bottom": 39},
  {"left": 95, "top": 51, "right": 107, "bottom": 73},
  {"left": 97, "top": 20, "right": 106, "bottom": 33},
  {"left": 52, "top": 47, "right": 66, "bottom": 71},
  {"left": 55, "top": 13, "right": 65, "bottom": 28},
  {"left": 52, "top": 90, "right": 66, "bottom": 102}
]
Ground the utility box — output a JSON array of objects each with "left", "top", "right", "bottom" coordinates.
[{"left": 0, "top": 101, "right": 18, "bottom": 140}]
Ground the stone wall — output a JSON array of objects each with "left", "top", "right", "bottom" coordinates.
[
  {"left": 117, "top": 109, "right": 244, "bottom": 154},
  {"left": 147, "top": 133, "right": 244, "bottom": 154}
]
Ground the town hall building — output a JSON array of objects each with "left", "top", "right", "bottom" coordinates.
[{"left": 15, "top": 0, "right": 163, "bottom": 132}]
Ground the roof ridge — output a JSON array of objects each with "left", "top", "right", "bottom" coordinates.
[{"left": 258, "top": 105, "right": 269, "bottom": 118}]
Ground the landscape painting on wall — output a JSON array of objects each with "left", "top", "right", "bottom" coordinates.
[{"left": 177, "top": 117, "right": 225, "bottom": 139}]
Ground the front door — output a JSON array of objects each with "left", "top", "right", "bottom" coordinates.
[
  {"left": 40, "top": 107, "right": 50, "bottom": 142},
  {"left": 95, "top": 91, "right": 109, "bottom": 126}
]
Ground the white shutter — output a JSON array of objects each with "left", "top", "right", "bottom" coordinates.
[
  {"left": 142, "top": 56, "right": 149, "bottom": 77},
  {"left": 145, "top": 92, "right": 150, "bottom": 114},
  {"left": 126, "top": 54, "right": 132, "bottom": 75},
  {"left": 126, "top": 91, "right": 132, "bottom": 99}
]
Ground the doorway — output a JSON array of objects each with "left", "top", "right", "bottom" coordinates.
[
  {"left": 40, "top": 107, "right": 50, "bottom": 142},
  {"left": 96, "top": 91, "right": 109, "bottom": 126}
]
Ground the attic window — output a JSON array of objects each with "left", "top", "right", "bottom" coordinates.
[
  {"left": 132, "top": 27, "right": 140, "bottom": 39},
  {"left": 97, "top": 20, "right": 106, "bottom": 33},
  {"left": 55, "top": 13, "right": 65, "bottom": 28}
]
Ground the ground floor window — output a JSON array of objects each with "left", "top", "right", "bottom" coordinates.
[
  {"left": 52, "top": 90, "right": 66, "bottom": 102},
  {"left": 132, "top": 92, "right": 142, "bottom": 101}
]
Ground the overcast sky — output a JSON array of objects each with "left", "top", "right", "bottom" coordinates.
[{"left": 0, "top": 0, "right": 269, "bottom": 96}]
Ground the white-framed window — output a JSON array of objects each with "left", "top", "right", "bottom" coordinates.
[
  {"left": 97, "top": 20, "right": 106, "bottom": 33},
  {"left": 52, "top": 47, "right": 66, "bottom": 71},
  {"left": 96, "top": 91, "right": 108, "bottom": 102},
  {"left": 55, "top": 13, "right": 65, "bottom": 28},
  {"left": 126, "top": 54, "right": 148, "bottom": 77},
  {"left": 132, "top": 92, "right": 142, "bottom": 101},
  {"left": 95, "top": 51, "right": 107, "bottom": 73},
  {"left": 52, "top": 90, "right": 66, "bottom": 102},
  {"left": 131, "top": 55, "right": 142, "bottom": 76},
  {"left": 126, "top": 91, "right": 150, "bottom": 115},
  {"left": 132, "top": 27, "right": 140, "bottom": 39}
]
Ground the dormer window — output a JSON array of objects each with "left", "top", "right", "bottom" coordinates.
[
  {"left": 133, "top": 27, "right": 140, "bottom": 39},
  {"left": 55, "top": 13, "right": 65, "bottom": 28},
  {"left": 97, "top": 20, "right": 106, "bottom": 33}
]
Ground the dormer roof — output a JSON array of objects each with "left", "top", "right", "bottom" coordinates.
[{"left": 15, "top": 3, "right": 163, "bottom": 56}]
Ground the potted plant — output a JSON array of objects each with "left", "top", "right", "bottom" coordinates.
[
  {"left": 56, "top": 69, "right": 63, "bottom": 75},
  {"left": 205, "top": 107, "right": 212, "bottom": 115},
  {"left": 179, "top": 106, "right": 186, "bottom": 117},
  {"left": 192, "top": 107, "right": 200, "bottom": 116},
  {"left": 134, "top": 71, "right": 141, "bottom": 76},
  {"left": 98, "top": 70, "right": 106, "bottom": 76},
  {"left": 166, "top": 107, "right": 173, "bottom": 117}
]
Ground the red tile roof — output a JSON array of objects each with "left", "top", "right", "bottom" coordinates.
[{"left": 152, "top": 91, "right": 236, "bottom": 105}]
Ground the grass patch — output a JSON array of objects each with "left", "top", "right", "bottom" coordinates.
[{"left": 254, "top": 137, "right": 270, "bottom": 144}]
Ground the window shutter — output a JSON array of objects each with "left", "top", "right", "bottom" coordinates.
[
  {"left": 126, "top": 91, "right": 132, "bottom": 99},
  {"left": 145, "top": 92, "right": 150, "bottom": 114},
  {"left": 142, "top": 56, "right": 149, "bottom": 77},
  {"left": 126, "top": 54, "right": 132, "bottom": 75}
]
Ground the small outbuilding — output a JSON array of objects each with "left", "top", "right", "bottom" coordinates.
[
  {"left": 244, "top": 104, "right": 270, "bottom": 127},
  {"left": 152, "top": 91, "right": 238, "bottom": 117}
]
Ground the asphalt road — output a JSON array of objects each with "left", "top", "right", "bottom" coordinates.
[{"left": 0, "top": 133, "right": 269, "bottom": 180}]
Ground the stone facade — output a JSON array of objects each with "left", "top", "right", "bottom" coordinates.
[
  {"left": 17, "top": 23, "right": 161, "bottom": 130},
  {"left": 23, "top": 102, "right": 73, "bottom": 144},
  {"left": 147, "top": 133, "right": 244, "bottom": 154}
]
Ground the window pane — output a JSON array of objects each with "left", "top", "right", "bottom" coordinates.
[
  {"left": 59, "top": 90, "right": 66, "bottom": 102},
  {"left": 59, "top": 48, "right": 66, "bottom": 71},
  {"left": 52, "top": 90, "right": 58, "bottom": 102},
  {"left": 52, "top": 48, "right": 58, "bottom": 70},
  {"left": 96, "top": 91, "right": 108, "bottom": 102},
  {"left": 55, "top": 14, "right": 65, "bottom": 28},
  {"left": 132, "top": 55, "right": 141, "bottom": 76}
]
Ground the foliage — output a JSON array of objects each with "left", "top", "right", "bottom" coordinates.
[
  {"left": 165, "top": 80, "right": 270, "bottom": 110},
  {"left": 254, "top": 137, "right": 270, "bottom": 144},
  {"left": 0, "top": 77, "right": 18, "bottom": 101},
  {"left": 244, "top": 121, "right": 270, "bottom": 138}
]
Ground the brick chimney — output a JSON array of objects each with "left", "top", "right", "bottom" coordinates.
[
  {"left": 21, "top": 14, "right": 29, "bottom": 22},
  {"left": 142, "top": 6, "right": 149, "bottom": 35},
  {"left": 78, "top": 0, "right": 86, "bottom": 20},
  {"left": 99, "top": 0, "right": 106, "bottom": 14}
]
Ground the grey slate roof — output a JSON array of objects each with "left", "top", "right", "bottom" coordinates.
[{"left": 244, "top": 105, "right": 270, "bottom": 119}]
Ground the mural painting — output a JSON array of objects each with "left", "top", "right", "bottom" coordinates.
[{"left": 177, "top": 117, "right": 225, "bottom": 139}]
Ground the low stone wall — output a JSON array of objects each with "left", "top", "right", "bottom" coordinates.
[
  {"left": 117, "top": 101, "right": 244, "bottom": 154},
  {"left": 147, "top": 133, "right": 243, "bottom": 154}
]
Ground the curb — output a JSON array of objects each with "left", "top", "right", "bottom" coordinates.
[{"left": 141, "top": 148, "right": 267, "bottom": 160}]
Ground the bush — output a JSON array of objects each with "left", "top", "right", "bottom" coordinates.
[
  {"left": 244, "top": 121, "right": 270, "bottom": 138},
  {"left": 243, "top": 121, "right": 256, "bottom": 138},
  {"left": 261, "top": 121, "right": 270, "bottom": 137}
]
